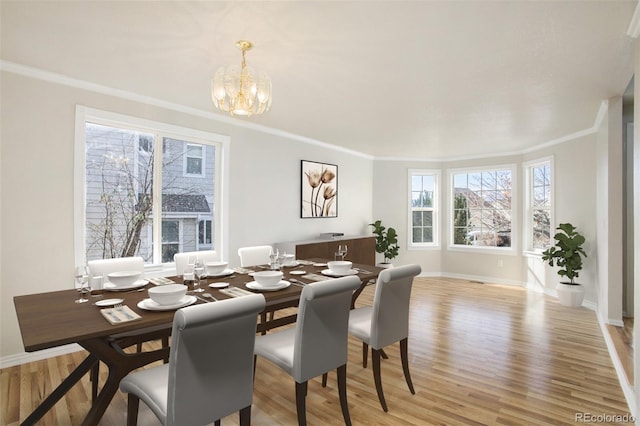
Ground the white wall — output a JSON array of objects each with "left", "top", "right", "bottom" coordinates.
[
  {"left": 0, "top": 70, "right": 374, "bottom": 358},
  {"left": 372, "top": 133, "right": 599, "bottom": 299}
]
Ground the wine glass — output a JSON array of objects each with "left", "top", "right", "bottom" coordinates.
[
  {"left": 193, "top": 258, "right": 205, "bottom": 292},
  {"left": 338, "top": 244, "right": 348, "bottom": 261},
  {"left": 270, "top": 248, "right": 279, "bottom": 270},
  {"left": 74, "top": 266, "right": 90, "bottom": 304}
]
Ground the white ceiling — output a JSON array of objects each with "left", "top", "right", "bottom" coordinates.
[{"left": 1, "top": 1, "right": 637, "bottom": 159}]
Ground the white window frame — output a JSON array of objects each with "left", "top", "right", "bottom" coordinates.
[
  {"left": 184, "top": 143, "right": 205, "bottom": 177},
  {"left": 448, "top": 164, "right": 518, "bottom": 255},
  {"left": 74, "top": 106, "right": 230, "bottom": 270},
  {"left": 407, "top": 169, "right": 440, "bottom": 249},
  {"left": 523, "top": 156, "right": 554, "bottom": 255}
]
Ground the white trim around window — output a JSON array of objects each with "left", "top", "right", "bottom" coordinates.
[
  {"left": 447, "top": 163, "right": 518, "bottom": 255},
  {"left": 74, "top": 106, "right": 230, "bottom": 269},
  {"left": 407, "top": 169, "right": 440, "bottom": 249},
  {"left": 522, "top": 156, "right": 554, "bottom": 256}
]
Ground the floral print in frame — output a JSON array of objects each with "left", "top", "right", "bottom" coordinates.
[{"left": 301, "top": 160, "right": 337, "bottom": 218}]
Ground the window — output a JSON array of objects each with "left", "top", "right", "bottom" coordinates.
[
  {"left": 75, "top": 107, "right": 227, "bottom": 266},
  {"left": 162, "top": 220, "right": 181, "bottom": 263},
  {"left": 408, "top": 169, "right": 439, "bottom": 247},
  {"left": 184, "top": 143, "right": 204, "bottom": 176},
  {"left": 450, "top": 166, "right": 514, "bottom": 249},
  {"left": 524, "top": 158, "right": 553, "bottom": 252},
  {"left": 199, "top": 219, "right": 212, "bottom": 246}
]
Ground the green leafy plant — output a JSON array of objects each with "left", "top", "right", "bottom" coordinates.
[
  {"left": 369, "top": 220, "right": 399, "bottom": 263},
  {"left": 541, "top": 223, "right": 587, "bottom": 284}
]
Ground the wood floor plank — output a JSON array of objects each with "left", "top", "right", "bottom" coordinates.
[{"left": 0, "top": 277, "right": 631, "bottom": 425}]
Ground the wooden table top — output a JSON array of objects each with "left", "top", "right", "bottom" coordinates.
[{"left": 14, "top": 259, "right": 381, "bottom": 352}]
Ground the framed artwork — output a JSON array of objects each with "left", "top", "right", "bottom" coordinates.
[{"left": 301, "top": 160, "right": 338, "bottom": 218}]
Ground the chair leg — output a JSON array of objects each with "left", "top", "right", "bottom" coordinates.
[
  {"left": 362, "top": 342, "right": 369, "bottom": 368},
  {"left": 214, "top": 420, "right": 221, "bottom": 426},
  {"left": 337, "top": 364, "right": 352, "bottom": 426},
  {"left": 126, "top": 393, "right": 140, "bottom": 426},
  {"left": 400, "top": 338, "right": 415, "bottom": 394},
  {"left": 239, "top": 405, "right": 252, "bottom": 426},
  {"left": 371, "top": 348, "right": 388, "bottom": 412},
  {"left": 295, "top": 380, "right": 308, "bottom": 426},
  {"left": 322, "top": 372, "right": 328, "bottom": 387}
]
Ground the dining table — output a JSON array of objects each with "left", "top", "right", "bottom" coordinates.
[{"left": 13, "top": 258, "right": 383, "bottom": 426}]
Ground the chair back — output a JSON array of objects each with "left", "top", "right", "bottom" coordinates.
[
  {"left": 167, "top": 294, "right": 265, "bottom": 425},
  {"left": 293, "top": 276, "right": 361, "bottom": 382},
  {"left": 87, "top": 256, "right": 144, "bottom": 282},
  {"left": 174, "top": 250, "right": 218, "bottom": 275},
  {"left": 370, "top": 264, "right": 421, "bottom": 349},
  {"left": 237, "top": 245, "right": 272, "bottom": 267}
]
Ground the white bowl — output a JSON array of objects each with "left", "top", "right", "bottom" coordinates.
[
  {"left": 206, "top": 261, "right": 228, "bottom": 275},
  {"left": 327, "top": 261, "right": 352, "bottom": 275},
  {"left": 148, "top": 284, "right": 187, "bottom": 306},
  {"left": 107, "top": 270, "right": 142, "bottom": 287},
  {"left": 253, "top": 271, "right": 283, "bottom": 287},
  {"left": 282, "top": 254, "right": 295, "bottom": 265}
]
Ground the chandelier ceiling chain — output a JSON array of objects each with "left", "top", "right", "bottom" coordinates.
[{"left": 211, "top": 40, "right": 272, "bottom": 117}]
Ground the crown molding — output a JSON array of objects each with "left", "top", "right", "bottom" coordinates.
[{"left": 0, "top": 60, "right": 373, "bottom": 160}]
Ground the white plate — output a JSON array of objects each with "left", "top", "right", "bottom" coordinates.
[
  {"left": 290, "top": 270, "right": 307, "bottom": 275},
  {"left": 209, "top": 282, "right": 229, "bottom": 288},
  {"left": 281, "top": 261, "right": 299, "bottom": 268},
  {"left": 313, "top": 263, "right": 327, "bottom": 267},
  {"left": 246, "top": 281, "right": 291, "bottom": 292},
  {"left": 207, "top": 268, "right": 234, "bottom": 277},
  {"left": 137, "top": 295, "right": 197, "bottom": 311},
  {"left": 95, "top": 298, "right": 124, "bottom": 307},
  {"left": 103, "top": 279, "right": 149, "bottom": 291},
  {"left": 321, "top": 269, "right": 359, "bottom": 277}
]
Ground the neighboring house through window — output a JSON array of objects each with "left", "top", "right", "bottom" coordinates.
[
  {"left": 408, "top": 169, "right": 440, "bottom": 248},
  {"left": 450, "top": 165, "right": 515, "bottom": 250},
  {"left": 75, "top": 107, "right": 226, "bottom": 266}
]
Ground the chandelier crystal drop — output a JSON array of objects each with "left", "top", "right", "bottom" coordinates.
[{"left": 211, "top": 40, "right": 272, "bottom": 117}]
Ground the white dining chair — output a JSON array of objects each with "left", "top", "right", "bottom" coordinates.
[
  {"left": 254, "top": 275, "right": 361, "bottom": 426},
  {"left": 174, "top": 250, "right": 218, "bottom": 275},
  {"left": 120, "top": 294, "right": 266, "bottom": 426},
  {"left": 88, "top": 256, "right": 144, "bottom": 283},
  {"left": 237, "top": 245, "right": 272, "bottom": 267},
  {"left": 347, "top": 264, "right": 421, "bottom": 412}
]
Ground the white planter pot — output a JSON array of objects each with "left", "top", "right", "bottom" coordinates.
[
  {"left": 376, "top": 262, "right": 393, "bottom": 269},
  {"left": 556, "top": 282, "right": 585, "bottom": 307}
]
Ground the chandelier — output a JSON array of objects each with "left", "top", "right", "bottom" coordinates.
[{"left": 211, "top": 40, "right": 272, "bottom": 117}]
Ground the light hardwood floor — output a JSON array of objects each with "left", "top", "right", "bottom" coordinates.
[{"left": 1, "top": 277, "right": 632, "bottom": 425}]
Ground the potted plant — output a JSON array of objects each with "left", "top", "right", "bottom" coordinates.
[
  {"left": 541, "top": 223, "right": 587, "bottom": 307},
  {"left": 369, "top": 220, "right": 399, "bottom": 267}
]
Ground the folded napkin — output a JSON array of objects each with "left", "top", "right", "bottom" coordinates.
[
  {"left": 219, "top": 287, "right": 254, "bottom": 298},
  {"left": 148, "top": 277, "right": 176, "bottom": 286},
  {"left": 296, "top": 260, "right": 314, "bottom": 265},
  {"left": 101, "top": 305, "right": 142, "bottom": 325},
  {"left": 302, "top": 273, "right": 330, "bottom": 282},
  {"left": 233, "top": 267, "right": 256, "bottom": 274}
]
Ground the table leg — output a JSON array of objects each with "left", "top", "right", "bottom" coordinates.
[{"left": 20, "top": 354, "right": 98, "bottom": 426}]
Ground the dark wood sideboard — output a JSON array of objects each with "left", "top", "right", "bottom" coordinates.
[{"left": 274, "top": 235, "right": 376, "bottom": 266}]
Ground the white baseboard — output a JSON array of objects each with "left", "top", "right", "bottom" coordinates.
[
  {"left": 596, "top": 310, "right": 636, "bottom": 417},
  {"left": 439, "top": 271, "right": 526, "bottom": 287},
  {"left": 0, "top": 344, "right": 83, "bottom": 369}
]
